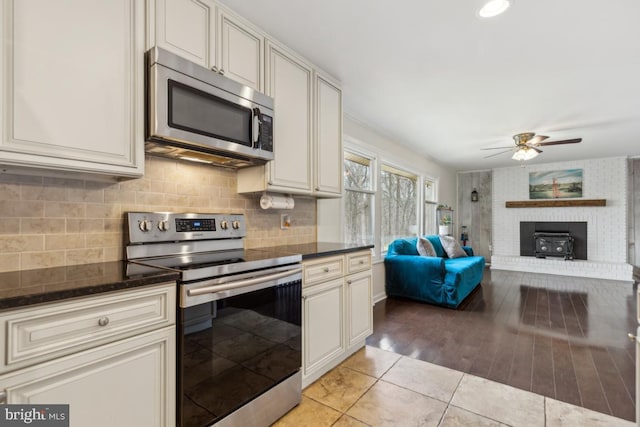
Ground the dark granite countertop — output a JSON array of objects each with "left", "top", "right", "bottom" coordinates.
[
  {"left": 0, "top": 242, "right": 372, "bottom": 311},
  {"left": 0, "top": 261, "right": 180, "bottom": 311},
  {"left": 262, "top": 242, "right": 374, "bottom": 260}
]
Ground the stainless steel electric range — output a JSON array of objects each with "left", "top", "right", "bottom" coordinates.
[{"left": 125, "top": 212, "right": 302, "bottom": 427}]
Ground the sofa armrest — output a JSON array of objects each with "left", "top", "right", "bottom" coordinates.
[
  {"left": 462, "top": 246, "right": 474, "bottom": 256},
  {"left": 385, "top": 255, "right": 446, "bottom": 282}
]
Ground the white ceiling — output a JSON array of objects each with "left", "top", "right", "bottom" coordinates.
[{"left": 218, "top": 0, "right": 640, "bottom": 171}]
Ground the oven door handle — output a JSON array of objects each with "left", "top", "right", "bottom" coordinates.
[{"left": 187, "top": 267, "right": 302, "bottom": 297}]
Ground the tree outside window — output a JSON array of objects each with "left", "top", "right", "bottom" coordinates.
[
  {"left": 381, "top": 164, "right": 417, "bottom": 250},
  {"left": 424, "top": 179, "right": 437, "bottom": 235},
  {"left": 344, "top": 151, "right": 374, "bottom": 245}
]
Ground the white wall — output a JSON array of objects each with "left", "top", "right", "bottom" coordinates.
[
  {"left": 491, "top": 157, "right": 633, "bottom": 281},
  {"left": 318, "top": 115, "right": 458, "bottom": 302}
]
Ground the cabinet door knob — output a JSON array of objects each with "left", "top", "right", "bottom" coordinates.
[
  {"left": 219, "top": 69, "right": 225, "bottom": 75},
  {"left": 323, "top": 267, "right": 329, "bottom": 272},
  {"left": 347, "top": 280, "right": 352, "bottom": 284},
  {"left": 98, "top": 317, "right": 110, "bottom": 327},
  {"left": 211, "top": 66, "right": 218, "bottom": 72},
  {"left": 359, "top": 260, "right": 364, "bottom": 264},
  {"left": 0, "top": 390, "right": 6, "bottom": 403},
  {"left": 628, "top": 333, "right": 637, "bottom": 342}
]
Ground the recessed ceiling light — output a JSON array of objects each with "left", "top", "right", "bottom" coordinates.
[{"left": 478, "top": 0, "right": 511, "bottom": 18}]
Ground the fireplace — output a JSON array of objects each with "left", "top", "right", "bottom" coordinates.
[{"left": 520, "top": 221, "right": 587, "bottom": 260}]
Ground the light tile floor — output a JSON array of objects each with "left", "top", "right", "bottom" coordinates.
[{"left": 273, "top": 346, "right": 635, "bottom": 427}]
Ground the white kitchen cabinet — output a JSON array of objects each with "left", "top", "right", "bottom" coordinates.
[
  {"left": 237, "top": 40, "right": 313, "bottom": 195},
  {"left": 0, "top": 283, "right": 176, "bottom": 426},
  {"left": 302, "top": 278, "right": 345, "bottom": 380},
  {"left": 313, "top": 71, "right": 343, "bottom": 197},
  {"left": 346, "top": 270, "right": 373, "bottom": 347},
  {"left": 149, "top": 0, "right": 263, "bottom": 91},
  {"left": 301, "top": 251, "right": 372, "bottom": 388},
  {"left": 150, "top": 0, "right": 217, "bottom": 68},
  {"left": 237, "top": 50, "right": 345, "bottom": 198},
  {"left": 218, "top": 8, "right": 264, "bottom": 91},
  {"left": 345, "top": 251, "right": 373, "bottom": 348},
  {"left": 0, "top": 327, "right": 175, "bottom": 427},
  {"left": 0, "top": 0, "right": 145, "bottom": 178}
]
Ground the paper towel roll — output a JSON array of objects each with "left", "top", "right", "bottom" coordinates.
[{"left": 260, "top": 194, "right": 295, "bottom": 210}]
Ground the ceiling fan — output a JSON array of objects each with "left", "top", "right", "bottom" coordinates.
[{"left": 482, "top": 132, "right": 582, "bottom": 161}]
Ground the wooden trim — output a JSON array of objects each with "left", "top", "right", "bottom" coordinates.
[{"left": 505, "top": 199, "right": 606, "bottom": 208}]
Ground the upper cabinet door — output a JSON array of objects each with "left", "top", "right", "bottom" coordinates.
[
  {"left": 0, "top": 0, "right": 145, "bottom": 177},
  {"left": 151, "top": 0, "right": 217, "bottom": 69},
  {"left": 218, "top": 9, "right": 263, "bottom": 91},
  {"left": 265, "top": 41, "right": 313, "bottom": 192},
  {"left": 314, "top": 71, "right": 343, "bottom": 196}
]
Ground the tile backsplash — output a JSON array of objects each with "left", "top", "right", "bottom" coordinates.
[{"left": 0, "top": 156, "right": 316, "bottom": 272}]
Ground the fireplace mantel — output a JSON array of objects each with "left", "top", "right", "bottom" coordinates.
[{"left": 505, "top": 199, "right": 606, "bottom": 208}]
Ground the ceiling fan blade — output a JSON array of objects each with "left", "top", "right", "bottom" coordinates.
[
  {"left": 529, "top": 135, "right": 549, "bottom": 145},
  {"left": 530, "top": 146, "right": 543, "bottom": 153},
  {"left": 536, "top": 138, "right": 582, "bottom": 146},
  {"left": 480, "top": 146, "right": 515, "bottom": 150},
  {"left": 483, "top": 149, "right": 513, "bottom": 159}
]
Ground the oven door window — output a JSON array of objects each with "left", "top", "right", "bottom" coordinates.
[
  {"left": 168, "top": 79, "right": 252, "bottom": 147},
  {"left": 179, "top": 280, "right": 301, "bottom": 427}
]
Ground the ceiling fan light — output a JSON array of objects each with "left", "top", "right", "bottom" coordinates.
[
  {"left": 511, "top": 147, "right": 539, "bottom": 161},
  {"left": 523, "top": 148, "right": 539, "bottom": 160},
  {"left": 511, "top": 148, "right": 526, "bottom": 161},
  {"left": 478, "top": 0, "right": 511, "bottom": 18}
]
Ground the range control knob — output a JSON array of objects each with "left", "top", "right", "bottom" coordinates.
[
  {"left": 220, "top": 220, "right": 229, "bottom": 230},
  {"left": 231, "top": 220, "right": 241, "bottom": 230},
  {"left": 157, "top": 220, "right": 169, "bottom": 232},
  {"left": 139, "top": 219, "right": 152, "bottom": 232}
]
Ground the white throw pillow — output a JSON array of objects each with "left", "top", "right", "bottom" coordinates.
[
  {"left": 439, "top": 235, "right": 468, "bottom": 258},
  {"left": 417, "top": 237, "right": 437, "bottom": 257}
]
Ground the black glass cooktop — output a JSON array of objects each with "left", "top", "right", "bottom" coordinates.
[{"left": 128, "top": 248, "right": 301, "bottom": 282}]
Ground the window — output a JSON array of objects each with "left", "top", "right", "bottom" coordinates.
[
  {"left": 424, "top": 179, "right": 437, "bottom": 235},
  {"left": 380, "top": 164, "right": 418, "bottom": 250},
  {"left": 343, "top": 151, "right": 374, "bottom": 245}
]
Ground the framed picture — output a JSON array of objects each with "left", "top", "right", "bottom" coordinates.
[{"left": 529, "top": 169, "right": 583, "bottom": 199}]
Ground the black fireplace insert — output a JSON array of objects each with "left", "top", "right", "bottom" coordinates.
[
  {"left": 520, "top": 221, "right": 587, "bottom": 260},
  {"left": 534, "top": 232, "right": 574, "bottom": 260}
]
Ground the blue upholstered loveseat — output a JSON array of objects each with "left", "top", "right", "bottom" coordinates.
[{"left": 384, "top": 236, "right": 485, "bottom": 308}]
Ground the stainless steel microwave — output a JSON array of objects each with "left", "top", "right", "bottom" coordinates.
[{"left": 146, "top": 47, "right": 274, "bottom": 168}]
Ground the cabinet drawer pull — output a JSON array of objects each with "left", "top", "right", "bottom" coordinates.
[
  {"left": 323, "top": 267, "right": 329, "bottom": 272},
  {"left": 98, "top": 317, "right": 110, "bottom": 327}
]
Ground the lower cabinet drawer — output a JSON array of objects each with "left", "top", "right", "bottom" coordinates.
[
  {"left": 0, "top": 282, "right": 176, "bottom": 374},
  {"left": 346, "top": 251, "right": 372, "bottom": 274},
  {"left": 303, "top": 255, "right": 344, "bottom": 286}
]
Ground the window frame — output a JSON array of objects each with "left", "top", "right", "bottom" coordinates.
[
  {"left": 342, "top": 137, "right": 441, "bottom": 261},
  {"left": 379, "top": 161, "right": 420, "bottom": 253},
  {"left": 342, "top": 146, "right": 377, "bottom": 247}
]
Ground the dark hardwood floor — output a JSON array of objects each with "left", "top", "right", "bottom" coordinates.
[{"left": 366, "top": 269, "right": 637, "bottom": 421}]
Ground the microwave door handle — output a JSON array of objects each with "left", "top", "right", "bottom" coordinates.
[{"left": 252, "top": 108, "right": 260, "bottom": 148}]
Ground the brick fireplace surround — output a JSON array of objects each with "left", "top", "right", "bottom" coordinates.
[{"left": 490, "top": 157, "right": 633, "bottom": 282}]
